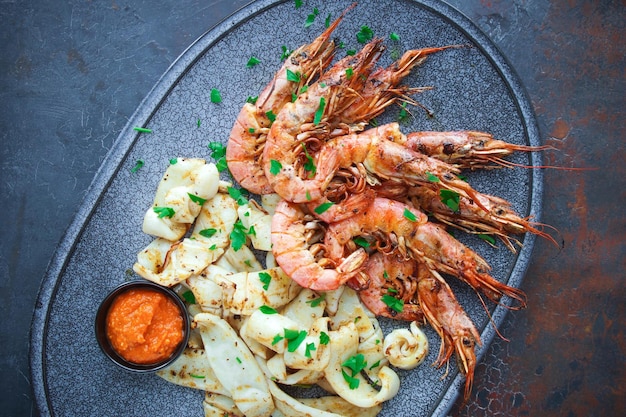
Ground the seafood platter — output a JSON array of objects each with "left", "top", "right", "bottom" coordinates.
[{"left": 31, "top": 1, "right": 548, "bottom": 416}]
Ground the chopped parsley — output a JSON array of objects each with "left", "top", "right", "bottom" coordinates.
[
  {"left": 230, "top": 220, "right": 251, "bottom": 251},
  {"left": 345, "top": 67, "right": 354, "bottom": 79},
  {"left": 381, "top": 294, "right": 404, "bottom": 313},
  {"left": 169, "top": 158, "right": 178, "bottom": 165},
  {"left": 227, "top": 186, "right": 248, "bottom": 206},
  {"left": 259, "top": 272, "right": 272, "bottom": 290},
  {"left": 210, "top": 88, "right": 222, "bottom": 103},
  {"left": 198, "top": 228, "right": 217, "bottom": 238},
  {"left": 353, "top": 236, "right": 370, "bottom": 248},
  {"left": 269, "top": 159, "right": 282, "bottom": 175},
  {"left": 313, "top": 201, "right": 334, "bottom": 215},
  {"left": 440, "top": 189, "right": 461, "bottom": 212},
  {"left": 342, "top": 353, "right": 368, "bottom": 390},
  {"left": 426, "top": 171, "right": 440, "bottom": 182},
  {"left": 356, "top": 26, "right": 374, "bottom": 43},
  {"left": 190, "top": 374, "right": 205, "bottom": 379},
  {"left": 284, "top": 328, "right": 308, "bottom": 352},
  {"left": 130, "top": 159, "right": 144, "bottom": 173},
  {"left": 403, "top": 208, "right": 418, "bottom": 222},
  {"left": 133, "top": 126, "right": 152, "bottom": 133},
  {"left": 319, "top": 331, "right": 330, "bottom": 345},
  {"left": 324, "top": 13, "right": 331, "bottom": 28},
  {"left": 286, "top": 69, "right": 301, "bottom": 83},
  {"left": 246, "top": 56, "right": 261, "bottom": 68},
  {"left": 304, "top": 7, "right": 319, "bottom": 28},
  {"left": 246, "top": 95, "right": 259, "bottom": 105},
  {"left": 398, "top": 102, "right": 409, "bottom": 122},
  {"left": 188, "top": 193, "right": 206, "bottom": 206},
  {"left": 346, "top": 49, "right": 356, "bottom": 56},
  {"left": 313, "top": 97, "right": 326, "bottom": 125},
  {"left": 305, "top": 342, "right": 316, "bottom": 358},
  {"left": 259, "top": 305, "right": 278, "bottom": 314},
  {"left": 302, "top": 144, "right": 316, "bottom": 176},
  {"left": 153, "top": 206, "right": 175, "bottom": 218},
  {"left": 389, "top": 32, "right": 400, "bottom": 41},
  {"left": 306, "top": 293, "right": 326, "bottom": 307},
  {"left": 280, "top": 45, "right": 292, "bottom": 60},
  {"left": 478, "top": 234, "right": 497, "bottom": 245},
  {"left": 266, "top": 110, "right": 277, "bottom": 125},
  {"left": 294, "top": 0, "right": 302, "bottom": 8},
  {"left": 208, "top": 142, "right": 228, "bottom": 173},
  {"left": 182, "top": 290, "right": 196, "bottom": 304}
]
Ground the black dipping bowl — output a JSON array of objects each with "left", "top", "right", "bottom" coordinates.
[{"left": 95, "top": 280, "right": 190, "bottom": 372}]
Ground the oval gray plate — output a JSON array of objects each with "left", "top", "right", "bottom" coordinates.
[{"left": 30, "top": 0, "right": 542, "bottom": 415}]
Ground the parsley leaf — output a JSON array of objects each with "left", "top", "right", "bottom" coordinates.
[
  {"left": 304, "top": 7, "right": 319, "bottom": 28},
  {"left": 259, "top": 272, "right": 272, "bottom": 291},
  {"left": 247, "top": 56, "right": 261, "bottom": 68},
  {"left": 403, "top": 208, "right": 418, "bottom": 222},
  {"left": 319, "top": 331, "right": 330, "bottom": 345},
  {"left": 153, "top": 206, "right": 175, "bottom": 218},
  {"left": 302, "top": 144, "right": 317, "bottom": 176},
  {"left": 188, "top": 193, "right": 206, "bottom": 206},
  {"left": 259, "top": 305, "right": 277, "bottom": 314},
  {"left": 313, "top": 97, "right": 326, "bottom": 125},
  {"left": 478, "top": 234, "right": 497, "bottom": 245},
  {"left": 314, "top": 201, "right": 334, "bottom": 215},
  {"left": 440, "top": 189, "right": 460, "bottom": 212},
  {"left": 356, "top": 26, "right": 374, "bottom": 43},
  {"left": 353, "top": 236, "right": 370, "bottom": 248},
  {"left": 381, "top": 294, "right": 404, "bottom": 313},
  {"left": 266, "top": 110, "right": 277, "bottom": 125},
  {"left": 306, "top": 293, "right": 326, "bottom": 307},
  {"left": 227, "top": 187, "right": 248, "bottom": 206},
  {"left": 133, "top": 126, "right": 152, "bottom": 133},
  {"left": 270, "top": 159, "right": 282, "bottom": 175},
  {"left": 182, "top": 290, "right": 196, "bottom": 304},
  {"left": 286, "top": 69, "right": 301, "bottom": 83},
  {"left": 294, "top": 0, "right": 302, "bottom": 8},
  {"left": 280, "top": 45, "right": 292, "bottom": 60},
  {"left": 230, "top": 220, "right": 249, "bottom": 251},
  {"left": 305, "top": 342, "right": 316, "bottom": 358},
  {"left": 246, "top": 95, "right": 259, "bottom": 105},
  {"left": 284, "top": 329, "right": 308, "bottom": 352},
  {"left": 389, "top": 32, "right": 400, "bottom": 41},
  {"left": 130, "top": 159, "right": 144, "bottom": 173},
  {"left": 199, "top": 228, "right": 217, "bottom": 238},
  {"left": 210, "top": 88, "right": 222, "bottom": 103},
  {"left": 426, "top": 171, "right": 440, "bottom": 182}
]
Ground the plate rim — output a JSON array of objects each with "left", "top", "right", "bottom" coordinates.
[{"left": 29, "top": 0, "right": 543, "bottom": 415}]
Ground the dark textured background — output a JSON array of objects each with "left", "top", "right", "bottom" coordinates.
[{"left": 1, "top": 0, "right": 623, "bottom": 416}]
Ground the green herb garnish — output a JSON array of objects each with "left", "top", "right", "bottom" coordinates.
[
  {"left": 130, "top": 159, "right": 144, "bottom": 173},
  {"left": 182, "top": 290, "right": 196, "bottom": 304},
  {"left": 440, "top": 189, "right": 460, "bottom": 212},
  {"left": 269, "top": 159, "right": 282, "bottom": 175},
  {"left": 314, "top": 201, "right": 333, "bottom": 215},
  {"left": 210, "top": 88, "right": 222, "bottom": 103},
  {"left": 188, "top": 193, "right": 206, "bottom": 206},
  {"left": 381, "top": 294, "right": 404, "bottom": 313},
  {"left": 313, "top": 97, "right": 326, "bottom": 125},
  {"left": 356, "top": 26, "right": 374, "bottom": 43},
  {"left": 153, "top": 206, "right": 175, "bottom": 218},
  {"left": 259, "top": 272, "right": 272, "bottom": 290},
  {"left": 247, "top": 56, "right": 261, "bottom": 68},
  {"left": 199, "top": 228, "right": 217, "bottom": 238},
  {"left": 306, "top": 293, "right": 326, "bottom": 307},
  {"left": 260, "top": 305, "right": 278, "bottom": 314},
  {"left": 133, "top": 126, "right": 152, "bottom": 133},
  {"left": 403, "top": 208, "right": 418, "bottom": 222}
]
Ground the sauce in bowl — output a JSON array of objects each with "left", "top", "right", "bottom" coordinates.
[
  {"left": 106, "top": 288, "right": 184, "bottom": 364},
  {"left": 95, "top": 280, "right": 189, "bottom": 372}
]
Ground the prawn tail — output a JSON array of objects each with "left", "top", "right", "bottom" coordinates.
[{"left": 464, "top": 269, "right": 528, "bottom": 310}]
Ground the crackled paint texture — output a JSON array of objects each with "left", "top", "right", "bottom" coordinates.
[{"left": 448, "top": 1, "right": 626, "bottom": 416}]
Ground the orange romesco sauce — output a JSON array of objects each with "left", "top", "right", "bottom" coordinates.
[{"left": 106, "top": 288, "right": 184, "bottom": 364}]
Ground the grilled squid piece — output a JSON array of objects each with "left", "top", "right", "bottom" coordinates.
[
  {"left": 133, "top": 192, "right": 238, "bottom": 287},
  {"left": 383, "top": 321, "right": 429, "bottom": 370},
  {"left": 194, "top": 313, "right": 274, "bottom": 417},
  {"left": 142, "top": 158, "right": 219, "bottom": 240}
]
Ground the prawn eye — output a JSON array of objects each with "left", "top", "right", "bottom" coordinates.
[
  {"left": 462, "top": 337, "right": 473, "bottom": 347},
  {"left": 443, "top": 142, "right": 455, "bottom": 155}
]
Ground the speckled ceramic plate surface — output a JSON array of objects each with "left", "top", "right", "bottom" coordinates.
[{"left": 30, "top": 0, "right": 542, "bottom": 415}]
